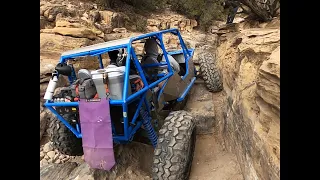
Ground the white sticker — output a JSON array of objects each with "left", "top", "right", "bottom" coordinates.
[{"left": 123, "top": 112, "right": 127, "bottom": 118}]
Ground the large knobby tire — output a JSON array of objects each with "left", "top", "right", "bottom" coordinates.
[
  {"left": 198, "top": 51, "right": 223, "bottom": 92},
  {"left": 152, "top": 110, "right": 196, "bottom": 180},
  {"left": 48, "top": 117, "right": 83, "bottom": 156}
]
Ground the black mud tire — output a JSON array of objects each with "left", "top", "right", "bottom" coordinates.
[
  {"left": 198, "top": 51, "right": 223, "bottom": 92},
  {"left": 152, "top": 110, "right": 196, "bottom": 180},
  {"left": 48, "top": 117, "right": 83, "bottom": 156}
]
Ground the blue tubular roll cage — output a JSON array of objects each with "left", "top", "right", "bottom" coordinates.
[{"left": 44, "top": 28, "right": 196, "bottom": 145}]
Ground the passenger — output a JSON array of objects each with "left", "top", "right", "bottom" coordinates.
[{"left": 142, "top": 38, "right": 180, "bottom": 78}]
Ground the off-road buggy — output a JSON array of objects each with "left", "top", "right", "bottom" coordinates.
[{"left": 43, "top": 28, "right": 222, "bottom": 180}]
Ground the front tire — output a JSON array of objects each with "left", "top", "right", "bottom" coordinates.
[
  {"left": 152, "top": 110, "right": 196, "bottom": 180},
  {"left": 48, "top": 116, "right": 83, "bottom": 156}
]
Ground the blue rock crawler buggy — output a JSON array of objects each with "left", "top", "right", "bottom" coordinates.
[{"left": 44, "top": 28, "right": 199, "bottom": 179}]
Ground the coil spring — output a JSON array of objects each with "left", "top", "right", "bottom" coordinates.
[{"left": 140, "top": 108, "right": 158, "bottom": 147}]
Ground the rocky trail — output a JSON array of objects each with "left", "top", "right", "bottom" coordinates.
[
  {"left": 40, "top": 0, "right": 280, "bottom": 179},
  {"left": 40, "top": 84, "right": 243, "bottom": 180}
]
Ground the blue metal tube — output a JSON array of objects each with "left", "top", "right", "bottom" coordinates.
[
  {"left": 131, "top": 48, "right": 148, "bottom": 86},
  {"left": 122, "top": 103, "right": 129, "bottom": 139},
  {"left": 76, "top": 124, "right": 81, "bottom": 133},
  {"left": 144, "top": 95, "right": 152, "bottom": 115},
  {"left": 129, "top": 121, "right": 143, "bottom": 140},
  {"left": 46, "top": 106, "right": 82, "bottom": 138},
  {"left": 45, "top": 99, "right": 125, "bottom": 106},
  {"left": 113, "top": 136, "right": 128, "bottom": 141},
  {"left": 142, "top": 62, "right": 168, "bottom": 68},
  {"left": 122, "top": 45, "right": 131, "bottom": 100},
  {"left": 157, "top": 79, "right": 168, "bottom": 101},
  {"left": 45, "top": 101, "right": 79, "bottom": 107},
  {"left": 98, "top": 54, "right": 104, "bottom": 69},
  {"left": 60, "top": 44, "right": 128, "bottom": 62},
  {"left": 156, "top": 34, "right": 174, "bottom": 74},
  {"left": 177, "top": 77, "right": 196, "bottom": 102},
  {"left": 131, "top": 95, "right": 145, "bottom": 124},
  {"left": 126, "top": 72, "right": 172, "bottom": 103}
]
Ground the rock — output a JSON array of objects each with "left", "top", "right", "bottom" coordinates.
[
  {"left": 113, "top": 28, "right": 127, "bottom": 33},
  {"left": 159, "top": 21, "right": 167, "bottom": 30},
  {"left": 99, "top": 10, "right": 115, "bottom": 25},
  {"left": 179, "top": 21, "right": 186, "bottom": 28},
  {"left": 41, "top": 143, "right": 153, "bottom": 179},
  {"left": 256, "top": 46, "right": 280, "bottom": 111},
  {"left": 42, "top": 5, "right": 68, "bottom": 22},
  {"left": 146, "top": 26, "right": 159, "bottom": 32},
  {"left": 185, "top": 25, "right": 193, "bottom": 32},
  {"left": 44, "top": 155, "right": 50, "bottom": 160},
  {"left": 40, "top": 28, "right": 55, "bottom": 34},
  {"left": 40, "top": 163, "right": 78, "bottom": 180},
  {"left": 40, "top": 159, "right": 48, "bottom": 167},
  {"left": 54, "top": 153, "right": 59, "bottom": 161},
  {"left": 48, "top": 159, "right": 53, "bottom": 163},
  {"left": 40, "top": 152, "right": 45, "bottom": 160},
  {"left": 89, "top": 11, "right": 100, "bottom": 23},
  {"left": 55, "top": 159, "right": 61, "bottom": 164},
  {"left": 238, "top": 29, "right": 280, "bottom": 53},
  {"left": 59, "top": 155, "right": 65, "bottom": 160},
  {"left": 43, "top": 142, "right": 53, "bottom": 153},
  {"left": 169, "top": 21, "right": 179, "bottom": 29},
  {"left": 61, "top": 158, "right": 69, "bottom": 163},
  {"left": 190, "top": 19, "right": 197, "bottom": 27},
  {"left": 104, "top": 33, "right": 130, "bottom": 41},
  {"left": 216, "top": 27, "right": 280, "bottom": 180},
  {"left": 55, "top": 20, "right": 82, "bottom": 28},
  {"left": 185, "top": 84, "right": 215, "bottom": 134},
  {"left": 147, "top": 19, "right": 160, "bottom": 26},
  {"left": 94, "top": 22, "right": 113, "bottom": 34},
  {"left": 47, "top": 151, "right": 56, "bottom": 159},
  {"left": 40, "top": 16, "right": 53, "bottom": 30},
  {"left": 52, "top": 27, "right": 98, "bottom": 40},
  {"left": 40, "top": 111, "right": 49, "bottom": 141}
]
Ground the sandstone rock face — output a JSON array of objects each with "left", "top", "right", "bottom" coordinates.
[
  {"left": 145, "top": 11, "right": 198, "bottom": 32},
  {"left": 215, "top": 26, "right": 280, "bottom": 180}
]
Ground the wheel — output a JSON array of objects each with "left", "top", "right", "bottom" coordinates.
[
  {"left": 198, "top": 51, "right": 223, "bottom": 92},
  {"left": 48, "top": 116, "right": 83, "bottom": 156},
  {"left": 152, "top": 110, "right": 196, "bottom": 180}
]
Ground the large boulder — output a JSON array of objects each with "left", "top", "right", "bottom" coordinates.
[
  {"left": 40, "top": 33, "right": 91, "bottom": 55},
  {"left": 52, "top": 27, "right": 101, "bottom": 40},
  {"left": 216, "top": 26, "right": 280, "bottom": 180}
]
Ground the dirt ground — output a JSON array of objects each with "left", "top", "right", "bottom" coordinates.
[
  {"left": 189, "top": 90, "right": 243, "bottom": 180},
  {"left": 190, "top": 134, "right": 243, "bottom": 180}
]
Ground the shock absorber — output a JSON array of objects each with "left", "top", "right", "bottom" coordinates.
[{"left": 139, "top": 107, "right": 158, "bottom": 147}]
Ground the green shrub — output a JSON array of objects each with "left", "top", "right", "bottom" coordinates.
[{"left": 169, "top": 0, "right": 225, "bottom": 30}]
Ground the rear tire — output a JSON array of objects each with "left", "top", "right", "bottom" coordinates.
[
  {"left": 48, "top": 117, "right": 83, "bottom": 156},
  {"left": 198, "top": 51, "right": 223, "bottom": 92},
  {"left": 152, "top": 110, "right": 196, "bottom": 180}
]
